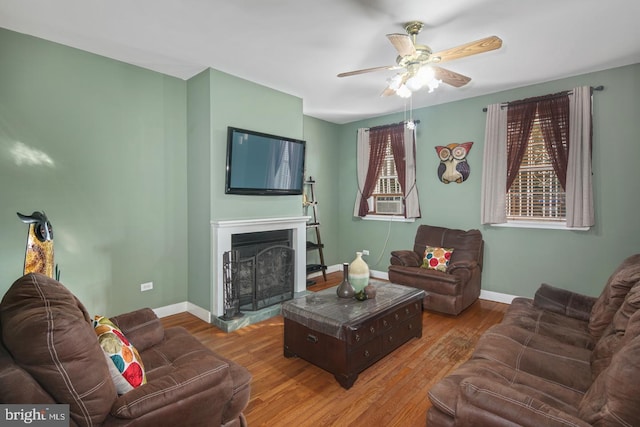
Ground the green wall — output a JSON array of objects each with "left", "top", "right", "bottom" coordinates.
[
  {"left": 2, "top": 26, "right": 638, "bottom": 319},
  {"left": 0, "top": 29, "right": 340, "bottom": 317},
  {"left": 0, "top": 28, "right": 188, "bottom": 315},
  {"left": 186, "top": 69, "right": 212, "bottom": 310},
  {"left": 302, "top": 116, "right": 341, "bottom": 269},
  {"left": 185, "top": 69, "right": 343, "bottom": 312},
  {"left": 209, "top": 69, "right": 304, "bottom": 220},
  {"left": 337, "top": 63, "right": 640, "bottom": 298}
]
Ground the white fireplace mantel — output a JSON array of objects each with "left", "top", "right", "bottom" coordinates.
[{"left": 210, "top": 216, "right": 310, "bottom": 317}]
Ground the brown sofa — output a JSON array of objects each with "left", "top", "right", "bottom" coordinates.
[
  {"left": 0, "top": 273, "right": 251, "bottom": 427},
  {"left": 427, "top": 254, "right": 640, "bottom": 426},
  {"left": 388, "top": 225, "right": 484, "bottom": 315}
]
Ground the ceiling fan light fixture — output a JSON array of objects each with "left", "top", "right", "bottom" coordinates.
[
  {"left": 426, "top": 77, "right": 442, "bottom": 93},
  {"left": 338, "top": 21, "right": 500, "bottom": 99},
  {"left": 396, "top": 85, "right": 412, "bottom": 98},
  {"left": 387, "top": 74, "right": 404, "bottom": 91},
  {"left": 405, "top": 75, "right": 423, "bottom": 91},
  {"left": 385, "top": 74, "right": 411, "bottom": 98},
  {"left": 405, "top": 66, "right": 441, "bottom": 93}
]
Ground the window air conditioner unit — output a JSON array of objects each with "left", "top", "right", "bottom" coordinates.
[{"left": 375, "top": 195, "right": 403, "bottom": 215}]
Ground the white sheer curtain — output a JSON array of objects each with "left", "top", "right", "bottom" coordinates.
[
  {"left": 403, "top": 126, "right": 421, "bottom": 218},
  {"left": 353, "top": 128, "right": 370, "bottom": 216},
  {"left": 480, "top": 103, "right": 508, "bottom": 224},
  {"left": 273, "top": 142, "right": 291, "bottom": 189},
  {"left": 566, "top": 86, "right": 594, "bottom": 227},
  {"left": 265, "top": 142, "right": 285, "bottom": 188},
  {"left": 353, "top": 126, "right": 421, "bottom": 218}
]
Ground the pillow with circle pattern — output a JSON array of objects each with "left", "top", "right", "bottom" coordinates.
[
  {"left": 93, "top": 315, "right": 146, "bottom": 394},
  {"left": 421, "top": 246, "right": 454, "bottom": 272}
]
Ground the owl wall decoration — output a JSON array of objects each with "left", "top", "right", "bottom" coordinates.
[{"left": 435, "top": 142, "right": 473, "bottom": 184}]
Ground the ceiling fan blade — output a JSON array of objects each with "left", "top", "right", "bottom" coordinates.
[
  {"left": 432, "top": 36, "right": 502, "bottom": 63},
  {"left": 337, "top": 65, "right": 399, "bottom": 78},
  {"left": 381, "top": 87, "right": 396, "bottom": 97},
  {"left": 432, "top": 66, "right": 471, "bottom": 87},
  {"left": 386, "top": 33, "right": 416, "bottom": 57}
]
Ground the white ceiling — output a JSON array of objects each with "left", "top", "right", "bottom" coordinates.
[{"left": 1, "top": 0, "right": 639, "bottom": 124}]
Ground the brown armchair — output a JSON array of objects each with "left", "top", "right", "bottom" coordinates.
[
  {"left": 0, "top": 273, "right": 251, "bottom": 427},
  {"left": 388, "top": 224, "right": 484, "bottom": 315}
]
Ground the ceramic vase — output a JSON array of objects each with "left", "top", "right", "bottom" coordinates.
[
  {"left": 348, "top": 252, "right": 370, "bottom": 293},
  {"left": 336, "top": 263, "right": 355, "bottom": 299}
]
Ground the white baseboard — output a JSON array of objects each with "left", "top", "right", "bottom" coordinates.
[
  {"left": 153, "top": 301, "right": 211, "bottom": 323},
  {"left": 479, "top": 290, "right": 518, "bottom": 304},
  {"left": 306, "top": 264, "right": 341, "bottom": 279},
  {"left": 367, "top": 267, "right": 517, "bottom": 304},
  {"left": 370, "top": 270, "right": 389, "bottom": 280},
  {"left": 152, "top": 268, "right": 517, "bottom": 323},
  {"left": 335, "top": 265, "right": 518, "bottom": 304},
  {"left": 186, "top": 302, "right": 211, "bottom": 323},
  {"left": 152, "top": 302, "right": 187, "bottom": 318},
  {"left": 309, "top": 264, "right": 389, "bottom": 279}
]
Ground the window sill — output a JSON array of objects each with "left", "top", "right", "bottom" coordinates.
[
  {"left": 492, "top": 221, "right": 589, "bottom": 231},
  {"left": 361, "top": 215, "right": 415, "bottom": 223}
]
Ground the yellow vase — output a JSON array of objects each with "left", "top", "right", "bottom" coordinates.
[{"left": 348, "top": 252, "right": 370, "bottom": 293}]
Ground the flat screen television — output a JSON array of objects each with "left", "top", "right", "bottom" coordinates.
[{"left": 225, "top": 127, "right": 306, "bottom": 195}]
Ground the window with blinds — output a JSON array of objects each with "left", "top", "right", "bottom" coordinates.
[
  {"left": 373, "top": 137, "right": 401, "bottom": 195},
  {"left": 371, "top": 136, "right": 402, "bottom": 215},
  {"left": 506, "top": 116, "right": 566, "bottom": 221}
]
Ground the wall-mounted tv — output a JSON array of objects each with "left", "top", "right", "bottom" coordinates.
[{"left": 225, "top": 127, "right": 306, "bottom": 195}]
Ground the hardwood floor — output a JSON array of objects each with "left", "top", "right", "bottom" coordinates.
[{"left": 161, "top": 273, "right": 508, "bottom": 427}]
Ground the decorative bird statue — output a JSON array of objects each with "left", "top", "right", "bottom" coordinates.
[
  {"left": 435, "top": 142, "right": 473, "bottom": 184},
  {"left": 17, "top": 211, "right": 56, "bottom": 278}
]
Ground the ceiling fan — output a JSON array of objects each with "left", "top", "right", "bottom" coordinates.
[{"left": 337, "top": 21, "right": 502, "bottom": 97}]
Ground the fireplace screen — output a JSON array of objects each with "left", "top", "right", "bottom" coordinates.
[{"left": 233, "top": 230, "right": 295, "bottom": 311}]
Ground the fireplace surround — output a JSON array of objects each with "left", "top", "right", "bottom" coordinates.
[{"left": 211, "top": 217, "right": 309, "bottom": 318}]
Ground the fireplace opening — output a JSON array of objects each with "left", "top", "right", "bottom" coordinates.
[{"left": 231, "top": 229, "right": 295, "bottom": 311}]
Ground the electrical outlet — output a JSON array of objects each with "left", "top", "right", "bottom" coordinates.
[
  {"left": 140, "top": 282, "right": 153, "bottom": 292},
  {"left": 362, "top": 250, "right": 369, "bottom": 256}
]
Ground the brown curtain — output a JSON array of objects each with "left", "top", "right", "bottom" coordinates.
[
  {"left": 389, "top": 123, "right": 406, "bottom": 200},
  {"left": 538, "top": 95, "right": 570, "bottom": 189},
  {"left": 358, "top": 128, "right": 388, "bottom": 216},
  {"left": 484, "top": 87, "right": 592, "bottom": 227},
  {"left": 506, "top": 102, "right": 536, "bottom": 190}
]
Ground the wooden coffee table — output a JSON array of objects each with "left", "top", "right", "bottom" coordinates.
[{"left": 282, "top": 280, "right": 424, "bottom": 389}]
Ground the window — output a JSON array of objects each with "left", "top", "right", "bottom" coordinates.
[
  {"left": 354, "top": 123, "right": 420, "bottom": 220},
  {"left": 371, "top": 137, "right": 402, "bottom": 211},
  {"left": 369, "top": 137, "right": 403, "bottom": 215},
  {"left": 481, "top": 86, "right": 594, "bottom": 229},
  {"left": 506, "top": 115, "right": 566, "bottom": 222}
]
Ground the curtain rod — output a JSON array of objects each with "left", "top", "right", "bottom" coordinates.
[
  {"left": 481, "top": 85, "right": 604, "bottom": 112},
  {"left": 367, "top": 120, "right": 420, "bottom": 131}
]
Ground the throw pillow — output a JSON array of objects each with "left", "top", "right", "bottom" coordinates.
[
  {"left": 102, "top": 351, "right": 134, "bottom": 394},
  {"left": 93, "top": 316, "right": 146, "bottom": 394},
  {"left": 422, "top": 246, "right": 454, "bottom": 272}
]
